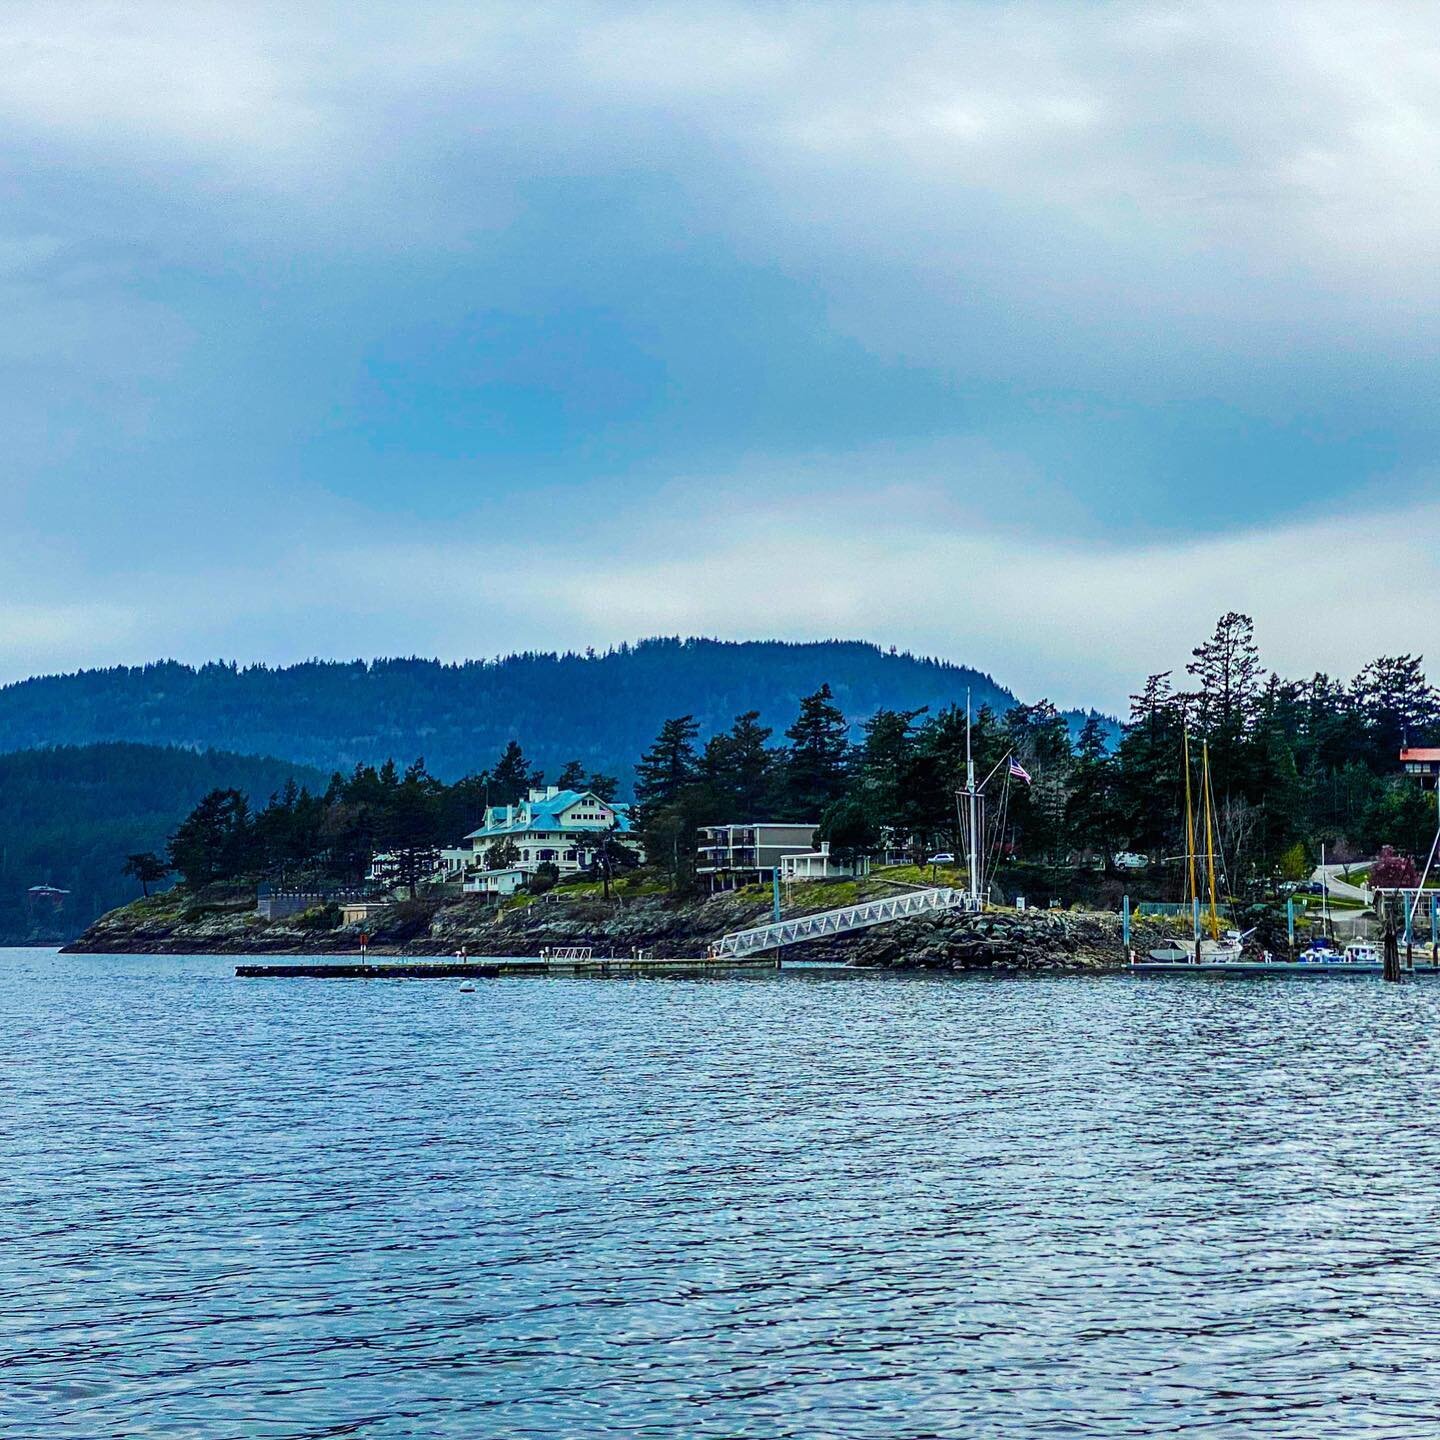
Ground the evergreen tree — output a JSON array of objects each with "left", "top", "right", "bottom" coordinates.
[
  {"left": 123, "top": 851, "right": 171, "bottom": 898},
  {"left": 1185, "top": 612, "right": 1262, "bottom": 792},
  {"left": 635, "top": 716, "right": 703, "bottom": 889},
  {"left": 556, "top": 759, "right": 588, "bottom": 790},
  {"left": 1065, "top": 716, "right": 1117, "bottom": 865},
  {"left": 701, "top": 711, "right": 776, "bottom": 817},
  {"left": 1112, "top": 673, "right": 1184, "bottom": 861},
  {"left": 1353, "top": 655, "right": 1439, "bottom": 767},
  {"left": 782, "top": 684, "right": 851, "bottom": 819},
  {"left": 1003, "top": 700, "right": 1072, "bottom": 863},
  {"left": 168, "top": 789, "right": 258, "bottom": 887},
  {"left": 380, "top": 759, "right": 444, "bottom": 898},
  {"left": 857, "top": 707, "right": 926, "bottom": 837},
  {"left": 635, "top": 716, "right": 701, "bottom": 814},
  {"left": 818, "top": 796, "right": 880, "bottom": 872},
  {"left": 584, "top": 772, "right": 620, "bottom": 803},
  {"left": 491, "top": 741, "right": 542, "bottom": 805}
]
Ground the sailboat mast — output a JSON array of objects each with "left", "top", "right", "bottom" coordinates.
[
  {"left": 966, "top": 690, "right": 980, "bottom": 909},
  {"left": 1183, "top": 729, "right": 1198, "bottom": 921},
  {"left": 1201, "top": 740, "right": 1220, "bottom": 939}
]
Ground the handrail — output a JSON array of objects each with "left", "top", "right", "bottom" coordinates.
[{"left": 712, "top": 886, "right": 970, "bottom": 958}]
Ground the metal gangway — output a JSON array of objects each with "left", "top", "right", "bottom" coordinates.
[{"left": 711, "top": 886, "right": 972, "bottom": 960}]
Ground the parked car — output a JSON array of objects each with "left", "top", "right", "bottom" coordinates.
[
  {"left": 1113, "top": 851, "right": 1149, "bottom": 870},
  {"left": 927, "top": 852, "right": 956, "bottom": 865}
]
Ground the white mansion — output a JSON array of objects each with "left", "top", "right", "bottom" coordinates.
[{"left": 456, "top": 786, "right": 637, "bottom": 896}]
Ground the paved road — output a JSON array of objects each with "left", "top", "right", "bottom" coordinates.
[{"left": 1310, "top": 860, "right": 1373, "bottom": 905}]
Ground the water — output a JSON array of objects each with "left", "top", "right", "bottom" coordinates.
[{"left": 5, "top": 948, "right": 1440, "bottom": 1438}]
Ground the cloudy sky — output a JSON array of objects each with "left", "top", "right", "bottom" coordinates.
[{"left": 3, "top": 1, "right": 1438, "bottom": 709}]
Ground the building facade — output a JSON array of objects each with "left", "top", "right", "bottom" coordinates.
[
  {"left": 778, "top": 841, "right": 870, "bottom": 882},
  {"left": 697, "top": 822, "right": 821, "bottom": 890},
  {"left": 460, "top": 787, "right": 636, "bottom": 894},
  {"left": 1401, "top": 748, "right": 1440, "bottom": 789}
]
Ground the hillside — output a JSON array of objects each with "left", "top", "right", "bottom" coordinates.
[
  {"left": 0, "top": 638, "right": 1075, "bottom": 782},
  {"left": 0, "top": 744, "right": 327, "bottom": 945}
]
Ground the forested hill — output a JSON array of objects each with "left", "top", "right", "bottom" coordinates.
[
  {"left": 0, "top": 639, "right": 1072, "bottom": 782},
  {"left": 0, "top": 744, "right": 327, "bottom": 944}
]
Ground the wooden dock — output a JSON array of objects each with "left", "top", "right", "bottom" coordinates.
[{"left": 236, "top": 955, "right": 781, "bottom": 980}]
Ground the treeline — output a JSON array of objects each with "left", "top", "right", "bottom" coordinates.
[
  {"left": 152, "top": 612, "right": 1440, "bottom": 904},
  {"left": 156, "top": 745, "right": 621, "bottom": 893},
  {"left": 0, "top": 638, "right": 1028, "bottom": 780},
  {"left": 630, "top": 614, "right": 1440, "bottom": 892}
]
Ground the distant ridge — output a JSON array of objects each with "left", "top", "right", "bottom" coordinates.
[
  {"left": 0, "top": 742, "right": 327, "bottom": 944},
  {"left": 0, "top": 637, "right": 1097, "bottom": 782}
]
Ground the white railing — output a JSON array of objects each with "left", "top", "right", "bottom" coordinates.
[
  {"left": 543, "top": 946, "right": 594, "bottom": 962},
  {"left": 711, "top": 887, "right": 971, "bottom": 959}
]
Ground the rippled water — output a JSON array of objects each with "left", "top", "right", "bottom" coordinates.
[{"left": 6, "top": 949, "right": 1440, "bottom": 1437}]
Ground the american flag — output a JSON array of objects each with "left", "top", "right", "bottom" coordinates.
[{"left": 1009, "top": 757, "right": 1032, "bottom": 785}]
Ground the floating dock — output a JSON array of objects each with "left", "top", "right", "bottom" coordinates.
[
  {"left": 1133, "top": 960, "right": 1440, "bottom": 977},
  {"left": 236, "top": 954, "right": 781, "bottom": 980}
]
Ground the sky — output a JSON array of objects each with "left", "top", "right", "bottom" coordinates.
[{"left": 3, "top": 0, "right": 1439, "bottom": 712}]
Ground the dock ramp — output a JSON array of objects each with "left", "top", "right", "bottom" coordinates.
[{"left": 712, "top": 887, "right": 970, "bottom": 959}]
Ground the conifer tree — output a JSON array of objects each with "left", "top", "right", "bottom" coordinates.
[
  {"left": 782, "top": 684, "right": 851, "bottom": 818},
  {"left": 701, "top": 711, "right": 776, "bottom": 817}
]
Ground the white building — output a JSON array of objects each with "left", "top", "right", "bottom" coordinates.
[
  {"left": 778, "top": 841, "right": 870, "bottom": 882},
  {"left": 460, "top": 787, "right": 637, "bottom": 895}
]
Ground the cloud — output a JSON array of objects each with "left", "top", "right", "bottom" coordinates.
[
  {"left": 10, "top": 484, "right": 1433, "bottom": 715},
  {"left": 1, "top": 2, "right": 1437, "bottom": 699}
]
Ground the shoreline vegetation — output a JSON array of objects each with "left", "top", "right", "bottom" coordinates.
[{"left": 60, "top": 613, "right": 1440, "bottom": 964}]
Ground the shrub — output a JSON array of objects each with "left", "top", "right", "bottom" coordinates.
[
  {"left": 295, "top": 902, "right": 342, "bottom": 931},
  {"left": 527, "top": 862, "right": 560, "bottom": 895}
]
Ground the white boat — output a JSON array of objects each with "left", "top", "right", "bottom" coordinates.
[{"left": 1342, "top": 941, "right": 1380, "bottom": 965}]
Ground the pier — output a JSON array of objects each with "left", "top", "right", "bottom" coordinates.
[{"left": 236, "top": 954, "right": 781, "bottom": 980}]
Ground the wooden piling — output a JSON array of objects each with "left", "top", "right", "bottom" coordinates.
[{"left": 1381, "top": 891, "right": 1403, "bottom": 983}]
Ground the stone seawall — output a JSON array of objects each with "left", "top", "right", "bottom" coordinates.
[{"left": 66, "top": 887, "right": 1153, "bottom": 971}]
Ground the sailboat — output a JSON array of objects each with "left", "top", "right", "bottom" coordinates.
[{"left": 1147, "top": 731, "right": 1248, "bottom": 964}]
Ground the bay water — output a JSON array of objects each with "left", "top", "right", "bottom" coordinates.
[{"left": 5, "top": 948, "right": 1440, "bottom": 1437}]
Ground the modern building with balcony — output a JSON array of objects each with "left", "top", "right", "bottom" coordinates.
[{"left": 696, "top": 822, "right": 821, "bottom": 891}]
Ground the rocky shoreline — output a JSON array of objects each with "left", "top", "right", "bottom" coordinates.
[{"left": 63, "top": 885, "right": 1164, "bottom": 972}]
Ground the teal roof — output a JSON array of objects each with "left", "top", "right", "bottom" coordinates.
[{"left": 464, "top": 791, "right": 633, "bottom": 842}]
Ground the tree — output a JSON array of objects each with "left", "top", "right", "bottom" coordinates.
[
  {"left": 857, "top": 707, "right": 925, "bottom": 839},
  {"left": 570, "top": 823, "right": 639, "bottom": 900},
  {"left": 1003, "top": 700, "right": 1072, "bottom": 863},
  {"left": 1112, "top": 673, "right": 1185, "bottom": 861},
  {"left": 584, "top": 772, "right": 620, "bottom": 803},
  {"left": 491, "top": 741, "right": 542, "bottom": 805},
  {"left": 1185, "top": 612, "right": 1262, "bottom": 794},
  {"left": 635, "top": 716, "right": 701, "bottom": 816},
  {"left": 782, "top": 684, "right": 851, "bottom": 818},
  {"left": 484, "top": 836, "right": 520, "bottom": 871},
  {"left": 168, "top": 789, "right": 259, "bottom": 887},
  {"left": 123, "top": 851, "right": 171, "bottom": 898},
  {"left": 1353, "top": 655, "right": 1439, "bottom": 767},
  {"left": 1187, "top": 612, "right": 1262, "bottom": 734},
  {"left": 556, "top": 759, "right": 588, "bottom": 790},
  {"left": 1372, "top": 845, "right": 1419, "bottom": 891},
  {"left": 818, "top": 797, "right": 880, "bottom": 873},
  {"left": 1066, "top": 716, "right": 1117, "bottom": 865},
  {"left": 701, "top": 710, "right": 776, "bottom": 817},
  {"left": 379, "top": 758, "right": 443, "bottom": 898},
  {"left": 635, "top": 716, "right": 704, "bottom": 890}
]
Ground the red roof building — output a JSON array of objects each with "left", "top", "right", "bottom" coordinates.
[{"left": 1400, "top": 748, "right": 1440, "bottom": 788}]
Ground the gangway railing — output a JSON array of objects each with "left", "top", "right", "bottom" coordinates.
[{"left": 711, "top": 887, "right": 972, "bottom": 959}]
